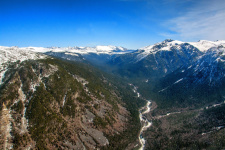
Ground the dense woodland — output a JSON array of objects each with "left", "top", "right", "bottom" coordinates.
[{"left": 0, "top": 58, "right": 146, "bottom": 149}]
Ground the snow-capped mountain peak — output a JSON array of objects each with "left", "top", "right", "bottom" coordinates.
[
  {"left": 139, "top": 39, "right": 184, "bottom": 52},
  {"left": 189, "top": 40, "right": 225, "bottom": 52},
  {"left": 136, "top": 39, "right": 185, "bottom": 61}
]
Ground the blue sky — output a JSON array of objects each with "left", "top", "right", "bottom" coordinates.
[{"left": 0, "top": 0, "right": 224, "bottom": 49}]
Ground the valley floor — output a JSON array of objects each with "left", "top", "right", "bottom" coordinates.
[{"left": 142, "top": 101, "right": 225, "bottom": 150}]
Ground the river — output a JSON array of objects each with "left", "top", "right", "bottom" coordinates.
[
  {"left": 138, "top": 100, "right": 152, "bottom": 150},
  {"left": 129, "top": 84, "right": 152, "bottom": 150}
]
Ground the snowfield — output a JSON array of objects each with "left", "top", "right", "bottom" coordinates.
[
  {"left": 136, "top": 40, "right": 225, "bottom": 61},
  {"left": 27, "top": 45, "right": 130, "bottom": 55},
  {"left": 0, "top": 46, "right": 46, "bottom": 85}
]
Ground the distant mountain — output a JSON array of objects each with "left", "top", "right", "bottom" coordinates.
[
  {"left": 20, "top": 45, "right": 132, "bottom": 55},
  {"left": 16, "top": 45, "right": 135, "bottom": 69},
  {"left": 109, "top": 39, "right": 225, "bottom": 79}
]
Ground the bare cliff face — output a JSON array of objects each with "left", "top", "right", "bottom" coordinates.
[{"left": 0, "top": 58, "right": 139, "bottom": 150}]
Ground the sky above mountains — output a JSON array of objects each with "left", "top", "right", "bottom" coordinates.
[{"left": 0, "top": 0, "right": 224, "bottom": 49}]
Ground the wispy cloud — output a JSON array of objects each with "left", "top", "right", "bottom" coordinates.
[
  {"left": 162, "top": 0, "right": 194, "bottom": 5},
  {"left": 163, "top": 0, "right": 225, "bottom": 41},
  {"left": 159, "top": 32, "right": 178, "bottom": 38}
]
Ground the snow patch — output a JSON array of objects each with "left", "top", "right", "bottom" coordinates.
[
  {"left": 174, "top": 78, "right": 183, "bottom": 84},
  {"left": 65, "top": 52, "right": 79, "bottom": 56},
  {"left": 0, "top": 66, "right": 7, "bottom": 85},
  {"left": 158, "top": 86, "right": 170, "bottom": 92},
  {"left": 62, "top": 93, "right": 67, "bottom": 107}
]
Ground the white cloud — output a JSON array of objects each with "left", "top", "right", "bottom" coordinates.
[
  {"left": 159, "top": 32, "right": 178, "bottom": 38},
  {"left": 163, "top": 0, "right": 225, "bottom": 41}
]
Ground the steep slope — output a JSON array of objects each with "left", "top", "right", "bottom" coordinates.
[
  {"left": 109, "top": 40, "right": 225, "bottom": 79},
  {"left": 109, "top": 40, "right": 202, "bottom": 81},
  {"left": 0, "top": 47, "right": 144, "bottom": 149},
  {"left": 106, "top": 40, "right": 225, "bottom": 149},
  {"left": 153, "top": 45, "right": 225, "bottom": 110},
  {"left": 141, "top": 46, "right": 225, "bottom": 150},
  {"left": 105, "top": 40, "right": 225, "bottom": 101}
]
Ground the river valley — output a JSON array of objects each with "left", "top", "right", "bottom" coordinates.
[
  {"left": 138, "top": 101, "right": 152, "bottom": 150},
  {"left": 130, "top": 84, "right": 152, "bottom": 150}
]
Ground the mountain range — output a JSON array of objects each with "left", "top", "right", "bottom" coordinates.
[{"left": 1, "top": 39, "right": 225, "bottom": 149}]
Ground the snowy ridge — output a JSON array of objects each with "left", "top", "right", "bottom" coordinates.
[
  {"left": 191, "top": 46, "right": 225, "bottom": 85},
  {"left": 0, "top": 46, "right": 46, "bottom": 65},
  {"left": 25, "top": 45, "right": 130, "bottom": 55},
  {"left": 140, "top": 39, "right": 225, "bottom": 53},
  {"left": 140, "top": 39, "right": 184, "bottom": 52},
  {"left": 136, "top": 39, "right": 225, "bottom": 61},
  {"left": 0, "top": 46, "right": 46, "bottom": 85},
  {"left": 136, "top": 39, "right": 184, "bottom": 61},
  {"left": 189, "top": 40, "right": 225, "bottom": 52}
]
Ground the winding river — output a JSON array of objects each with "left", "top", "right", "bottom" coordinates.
[
  {"left": 138, "top": 101, "right": 152, "bottom": 150},
  {"left": 129, "top": 84, "right": 152, "bottom": 150}
]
